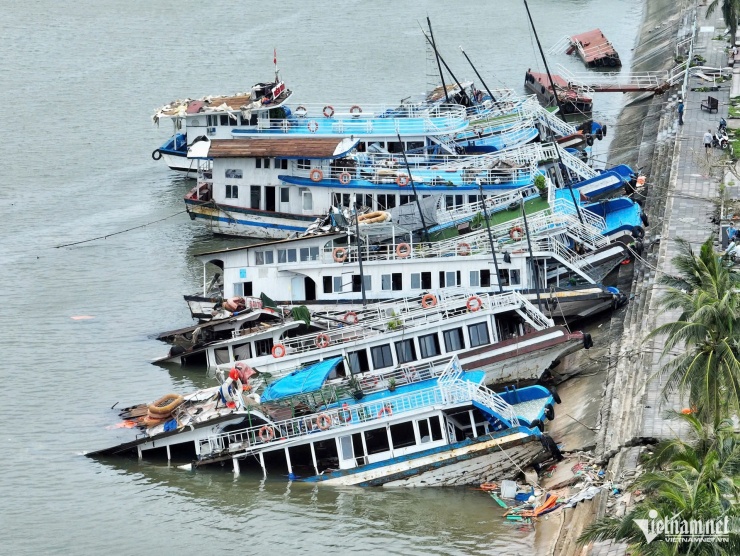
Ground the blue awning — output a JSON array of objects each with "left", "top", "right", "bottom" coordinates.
[{"left": 260, "top": 357, "right": 343, "bottom": 402}]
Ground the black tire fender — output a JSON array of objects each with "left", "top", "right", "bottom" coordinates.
[
  {"left": 530, "top": 419, "right": 545, "bottom": 432},
  {"left": 549, "top": 386, "right": 562, "bottom": 404},
  {"left": 586, "top": 134, "right": 594, "bottom": 146},
  {"left": 152, "top": 149, "right": 162, "bottom": 161},
  {"left": 583, "top": 333, "right": 594, "bottom": 349},
  {"left": 601, "top": 124, "right": 607, "bottom": 137},
  {"left": 541, "top": 434, "right": 563, "bottom": 461},
  {"left": 544, "top": 403, "right": 555, "bottom": 421},
  {"left": 632, "top": 225, "right": 645, "bottom": 239},
  {"left": 641, "top": 212, "right": 649, "bottom": 227}
]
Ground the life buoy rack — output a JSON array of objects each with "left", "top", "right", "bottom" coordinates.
[
  {"left": 315, "top": 334, "right": 331, "bottom": 348},
  {"left": 339, "top": 403, "right": 352, "bottom": 422},
  {"left": 349, "top": 105, "right": 362, "bottom": 115},
  {"left": 396, "top": 174, "right": 410, "bottom": 187},
  {"left": 309, "top": 168, "right": 323, "bottom": 182},
  {"left": 466, "top": 295, "right": 483, "bottom": 312},
  {"left": 509, "top": 226, "right": 523, "bottom": 240},
  {"left": 259, "top": 426, "right": 275, "bottom": 442},
  {"left": 421, "top": 293, "right": 438, "bottom": 309},
  {"left": 378, "top": 405, "right": 393, "bottom": 418},
  {"left": 457, "top": 242, "right": 471, "bottom": 256},
  {"left": 316, "top": 413, "right": 332, "bottom": 430},
  {"left": 148, "top": 394, "right": 184, "bottom": 415},
  {"left": 332, "top": 247, "right": 348, "bottom": 263},
  {"left": 396, "top": 243, "right": 411, "bottom": 258},
  {"left": 343, "top": 311, "right": 358, "bottom": 325},
  {"left": 151, "top": 149, "right": 162, "bottom": 161},
  {"left": 307, "top": 120, "right": 319, "bottom": 133},
  {"left": 323, "top": 105, "right": 334, "bottom": 118},
  {"left": 338, "top": 171, "right": 351, "bottom": 185},
  {"left": 294, "top": 105, "right": 307, "bottom": 117},
  {"left": 272, "top": 344, "right": 286, "bottom": 358}
]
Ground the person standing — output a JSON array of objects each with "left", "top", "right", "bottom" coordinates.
[
  {"left": 677, "top": 98, "right": 684, "bottom": 125},
  {"left": 704, "top": 129, "right": 713, "bottom": 153}
]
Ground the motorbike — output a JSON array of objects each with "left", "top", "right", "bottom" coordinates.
[{"left": 713, "top": 118, "right": 729, "bottom": 149}]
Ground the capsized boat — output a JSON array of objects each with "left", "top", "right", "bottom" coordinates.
[{"left": 189, "top": 356, "right": 563, "bottom": 487}]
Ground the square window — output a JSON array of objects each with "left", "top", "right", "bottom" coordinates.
[
  {"left": 470, "top": 271, "right": 480, "bottom": 287},
  {"left": 411, "top": 273, "right": 421, "bottom": 289},
  {"left": 300, "top": 248, "right": 309, "bottom": 261},
  {"left": 250, "top": 186, "right": 261, "bottom": 209},
  {"left": 394, "top": 339, "right": 416, "bottom": 364},
  {"left": 445, "top": 271, "right": 457, "bottom": 287},
  {"left": 288, "top": 249, "right": 297, "bottom": 263},
  {"left": 510, "top": 269, "right": 521, "bottom": 285},
  {"left": 278, "top": 249, "right": 287, "bottom": 263},
  {"left": 443, "top": 328, "right": 464, "bottom": 352},
  {"left": 381, "top": 274, "right": 391, "bottom": 291},
  {"left": 256, "top": 159, "right": 262, "bottom": 169},
  {"left": 468, "top": 322, "right": 490, "bottom": 348},
  {"left": 418, "top": 333, "right": 440, "bottom": 359},
  {"left": 263, "top": 251, "right": 274, "bottom": 264},
  {"left": 370, "top": 344, "right": 393, "bottom": 369},
  {"left": 333, "top": 276, "right": 343, "bottom": 292},
  {"left": 280, "top": 188, "right": 290, "bottom": 203},
  {"left": 255, "top": 252, "right": 264, "bottom": 265}
]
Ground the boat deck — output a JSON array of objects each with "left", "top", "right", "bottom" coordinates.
[{"left": 569, "top": 29, "right": 620, "bottom": 67}]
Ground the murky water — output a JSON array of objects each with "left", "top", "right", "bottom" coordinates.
[{"left": 3, "top": 1, "right": 643, "bottom": 553}]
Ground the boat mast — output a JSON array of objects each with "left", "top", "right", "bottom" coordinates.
[
  {"left": 421, "top": 30, "right": 470, "bottom": 106},
  {"left": 397, "top": 132, "right": 430, "bottom": 243},
  {"left": 520, "top": 198, "right": 543, "bottom": 312},
  {"left": 477, "top": 180, "right": 504, "bottom": 293},
  {"left": 522, "top": 0, "right": 585, "bottom": 227},
  {"left": 458, "top": 47, "right": 498, "bottom": 104},
  {"left": 353, "top": 195, "right": 368, "bottom": 308},
  {"left": 427, "top": 18, "right": 450, "bottom": 103}
]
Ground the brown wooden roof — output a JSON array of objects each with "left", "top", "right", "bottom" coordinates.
[{"left": 209, "top": 138, "right": 349, "bottom": 158}]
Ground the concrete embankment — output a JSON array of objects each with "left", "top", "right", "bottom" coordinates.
[{"left": 533, "top": 1, "right": 710, "bottom": 554}]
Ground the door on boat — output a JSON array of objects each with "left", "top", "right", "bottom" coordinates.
[{"left": 338, "top": 432, "right": 365, "bottom": 469}]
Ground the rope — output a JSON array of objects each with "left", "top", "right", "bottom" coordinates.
[
  {"left": 496, "top": 442, "right": 528, "bottom": 475},
  {"left": 54, "top": 210, "right": 187, "bottom": 248}
]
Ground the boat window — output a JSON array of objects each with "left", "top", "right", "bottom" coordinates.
[
  {"left": 364, "top": 427, "right": 390, "bottom": 455},
  {"left": 280, "top": 187, "right": 290, "bottom": 203},
  {"left": 399, "top": 195, "right": 416, "bottom": 205},
  {"left": 439, "top": 271, "right": 461, "bottom": 288},
  {"left": 277, "top": 249, "right": 297, "bottom": 263},
  {"left": 332, "top": 193, "right": 352, "bottom": 208},
  {"left": 278, "top": 159, "right": 288, "bottom": 170},
  {"left": 322, "top": 276, "right": 332, "bottom": 294},
  {"left": 255, "top": 250, "right": 273, "bottom": 266},
  {"left": 243, "top": 282, "right": 253, "bottom": 296},
  {"left": 233, "top": 342, "right": 252, "bottom": 360},
  {"left": 226, "top": 185, "right": 239, "bottom": 199},
  {"left": 302, "top": 191, "right": 313, "bottom": 211},
  {"left": 214, "top": 347, "right": 230, "bottom": 365},
  {"left": 333, "top": 276, "right": 343, "bottom": 292},
  {"left": 443, "top": 328, "right": 465, "bottom": 352},
  {"left": 352, "top": 275, "right": 371, "bottom": 292},
  {"left": 470, "top": 271, "right": 480, "bottom": 287},
  {"left": 339, "top": 435, "right": 354, "bottom": 461},
  {"left": 411, "top": 273, "right": 421, "bottom": 289},
  {"left": 407, "top": 141, "right": 424, "bottom": 152},
  {"left": 225, "top": 169, "right": 243, "bottom": 179},
  {"left": 297, "top": 158, "right": 311, "bottom": 170},
  {"left": 510, "top": 269, "right": 521, "bottom": 285},
  {"left": 418, "top": 333, "right": 440, "bottom": 359},
  {"left": 254, "top": 338, "right": 274, "bottom": 357},
  {"left": 480, "top": 269, "right": 491, "bottom": 288},
  {"left": 390, "top": 422, "right": 416, "bottom": 449},
  {"left": 347, "top": 349, "right": 370, "bottom": 374},
  {"left": 300, "top": 246, "right": 319, "bottom": 262},
  {"left": 265, "top": 186, "right": 276, "bottom": 211},
  {"left": 360, "top": 194, "right": 373, "bottom": 210},
  {"left": 386, "top": 141, "right": 403, "bottom": 153},
  {"left": 250, "top": 186, "right": 261, "bottom": 209},
  {"left": 417, "top": 419, "right": 431, "bottom": 443},
  {"left": 430, "top": 416, "right": 444, "bottom": 441},
  {"left": 468, "top": 322, "right": 490, "bottom": 348},
  {"left": 381, "top": 273, "right": 403, "bottom": 291},
  {"left": 498, "top": 269, "right": 510, "bottom": 287},
  {"left": 394, "top": 339, "right": 416, "bottom": 364},
  {"left": 220, "top": 114, "right": 231, "bottom": 126},
  {"left": 262, "top": 158, "right": 271, "bottom": 169},
  {"left": 256, "top": 159, "right": 262, "bottom": 169},
  {"left": 377, "top": 194, "right": 396, "bottom": 210},
  {"left": 322, "top": 274, "right": 343, "bottom": 294},
  {"left": 468, "top": 195, "right": 480, "bottom": 204},
  {"left": 370, "top": 344, "right": 393, "bottom": 369}
]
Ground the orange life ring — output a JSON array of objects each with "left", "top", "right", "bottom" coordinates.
[
  {"left": 315, "top": 333, "right": 331, "bottom": 348},
  {"left": 316, "top": 413, "right": 332, "bottom": 430},
  {"left": 350, "top": 105, "right": 362, "bottom": 114},
  {"left": 310, "top": 168, "right": 323, "bottom": 182},
  {"left": 467, "top": 295, "right": 483, "bottom": 312},
  {"left": 295, "top": 105, "right": 307, "bottom": 117},
  {"left": 421, "top": 293, "right": 438, "bottom": 309},
  {"left": 396, "top": 174, "right": 410, "bottom": 187},
  {"left": 339, "top": 171, "right": 351, "bottom": 185},
  {"left": 509, "top": 226, "right": 524, "bottom": 240},
  {"left": 259, "top": 425, "right": 275, "bottom": 442},
  {"left": 307, "top": 120, "right": 319, "bottom": 133},
  {"left": 272, "top": 344, "right": 286, "bottom": 358},
  {"left": 396, "top": 242, "right": 411, "bottom": 258},
  {"left": 323, "top": 105, "right": 334, "bottom": 118},
  {"left": 339, "top": 402, "right": 352, "bottom": 422},
  {"left": 332, "top": 247, "right": 348, "bottom": 262},
  {"left": 344, "top": 311, "right": 358, "bottom": 325},
  {"left": 457, "top": 242, "right": 471, "bottom": 256},
  {"left": 378, "top": 405, "right": 393, "bottom": 418}
]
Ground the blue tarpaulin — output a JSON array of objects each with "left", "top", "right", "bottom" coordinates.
[{"left": 260, "top": 357, "right": 343, "bottom": 402}]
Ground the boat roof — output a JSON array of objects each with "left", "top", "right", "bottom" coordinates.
[
  {"left": 569, "top": 29, "right": 618, "bottom": 63},
  {"left": 195, "top": 231, "right": 343, "bottom": 258},
  {"left": 155, "top": 82, "right": 292, "bottom": 118},
  {"left": 260, "top": 357, "right": 344, "bottom": 402},
  {"left": 208, "top": 137, "right": 359, "bottom": 159}
]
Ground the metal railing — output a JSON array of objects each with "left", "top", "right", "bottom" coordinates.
[{"left": 198, "top": 356, "right": 521, "bottom": 460}]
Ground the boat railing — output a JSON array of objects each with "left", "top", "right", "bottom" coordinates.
[
  {"left": 273, "top": 291, "right": 522, "bottom": 358},
  {"left": 434, "top": 186, "right": 536, "bottom": 225},
  {"left": 521, "top": 97, "right": 580, "bottom": 138},
  {"left": 441, "top": 380, "right": 520, "bottom": 428}
]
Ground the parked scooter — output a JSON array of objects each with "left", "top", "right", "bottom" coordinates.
[{"left": 713, "top": 118, "right": 729, "bottom": 149}]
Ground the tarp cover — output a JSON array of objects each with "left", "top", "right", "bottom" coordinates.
[
  {"left": 260, "top": 357, "right": 343, "bottom": 402},
  {"left": 387, "top": 194, "right": 441, "bottom": 231}
]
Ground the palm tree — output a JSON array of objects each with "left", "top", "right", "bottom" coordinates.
[
  {"left": 646, "top": 237, "right": 740, "bottom": 425},
  {"left": 707, "top": 0, "right": 740, "bottom": 45},
  {"left": 579, "top": 412, "right": 740, "bottom": 554}
]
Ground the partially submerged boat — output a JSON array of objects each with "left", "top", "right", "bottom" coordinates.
[{"left": 524, "top": 69, "right": 593, "bottom": 116}]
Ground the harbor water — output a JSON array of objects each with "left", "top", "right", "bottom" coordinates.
[{"left": 3, "top": 1, "right": 644, "bottom": 554}]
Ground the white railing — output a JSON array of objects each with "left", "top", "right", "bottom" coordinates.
[
  {"left": 514, "top": 292, "right": 555, "bottom": 329},
  {"left": 556, "top": 64, "right": 667, "bottom": 92}
]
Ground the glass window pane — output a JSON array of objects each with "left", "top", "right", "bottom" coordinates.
[
  {"left": 469, "top": 271, "right": 480, "bottom": 287},
  {"left": 264, "top": 251, "right": 274, "bottom": 264},
  {"left": 288, "top": 249, "right": 297, "bottom": 263},
  {"left": 280, "top": 188, "right": 290, "bottom": 203},
  {"left": 411, "top": 273, "right": 421, "bottom": 289},
  {"left": 333, "top": 276, "right": 343, "bottom": 292},
  {"left": 382, "top": 275, "right": 391, "bottom": 290},
  {"left": 278, "top": 249, "right": 287, "bottom": 263}
]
